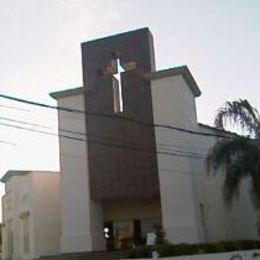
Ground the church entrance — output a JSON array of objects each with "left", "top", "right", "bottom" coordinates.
[{"left": 104, "top": 217, "right": 161, "bottom": 251}]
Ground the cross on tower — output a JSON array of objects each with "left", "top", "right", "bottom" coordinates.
[{"left": 113, "top": 57, "right": 125, "bottom": 113}]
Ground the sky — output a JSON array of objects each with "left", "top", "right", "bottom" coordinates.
[{"left": 0, "top": 0, "right": 259, "bottom": 218}]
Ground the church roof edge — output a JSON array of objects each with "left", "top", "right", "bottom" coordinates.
[
  {"left": 144, "top": 66, "right": 201, "bottom": 97},
  {"left": 50, "top": 87, "right": 85, "bottom": 100},
  {"left": 1, "top": 170, "right": 59, "bottom": 183},
  {"left": 81, "top": 27, "right": 151, "bottom": 46}
]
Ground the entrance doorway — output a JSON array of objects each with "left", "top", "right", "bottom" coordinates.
[{"left": 104, "top": 217, "right": 161, "bottom": 250}]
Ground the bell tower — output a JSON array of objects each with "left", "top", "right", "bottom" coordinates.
[{"left": 81, "top": 28, "right": 160, "bottom": 200}]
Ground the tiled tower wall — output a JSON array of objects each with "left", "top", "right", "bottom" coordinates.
[{"left": 81, "top": 28, "right": 160, "bottom": 200}]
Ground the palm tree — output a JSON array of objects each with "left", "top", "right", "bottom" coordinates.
[{"left": 207, "top": 99, "right": 260, "bottom": 207}]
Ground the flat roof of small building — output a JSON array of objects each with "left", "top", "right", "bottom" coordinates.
[{"left": 1, "top": 170, "right": 59, "bottom": 183}]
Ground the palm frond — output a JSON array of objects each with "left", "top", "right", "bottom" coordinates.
[
  {"left": 214, "top": 99, "right": 260, "bottom": 136},
  {"left": 251, "top": 178, "right": 260, "bottom": 208},
  {"left": 208, "top": 99, "right": 260, "bottom": 208},
  {"left": 207, "top": 137, "right": 253, "bottom": 172},
  {"left": 223, "top": 164, "right": 244, "bottom": 207},
  {"left": 207, "top": 137, "right": 260, "bottom": 206},
  {"left": 249, "top": 156, "right": 260, "bottom": 207}
]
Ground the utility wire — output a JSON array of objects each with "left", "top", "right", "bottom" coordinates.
[
  {"left": 0, "top": 104, "right": 31, "bottom": 112},
  {"left": 0, "top": 114, "right": 208, "bottom": 153},
  {"left": 0, "top": 140, "right": 16, "bottom": 146},
  {"left": 0, "top": 93, "right": 230, "bottom": 139},
  {"left": 0, "top": 120, "right": 204, "bottom": 159},
  {"left": 0, "top": 115, "right": 205, "bottom": 157},
  {"left": 0, "top": 116, "right": 52, "bottom": 129},
  {"left": 0, "top": 122, "right": 204, "bottom": 160}
]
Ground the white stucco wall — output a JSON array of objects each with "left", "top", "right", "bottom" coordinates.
[
  {"left": 224, "top": 178, "right": 259, "bottom": 240},
  {"left": 195, "top": 125, "right": 259, "bottom": 242},
  {"left": 2, "top": 174, "right": 33, "bottom": 259},
  {"left": 57, "top": 93, "right": 105, "bottom": 253},
  {"left": 32, "top": 172, "right": 61, "bottom": 257},
  {"left": 2, "top": 171, "right": 61, "bottom": 260},
  {"left": 151, "top": 74, "right": 201, "bottom": 244},
  {"left": 150, "top": 73, "right": 259, "bottom": 244}
]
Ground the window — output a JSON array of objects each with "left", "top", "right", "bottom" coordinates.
[{"left": 112, "top": 57, "right": 125, "bottom": 113}]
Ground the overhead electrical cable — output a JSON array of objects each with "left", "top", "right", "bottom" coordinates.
[
  {"left": 0, "top": 115, "right": 205, "bottom": 157},
  {"left": 0, "top": 93, "right": 231, "bottom": 139},
  {"left": 0, "top": 104, "right": 31, "bottom": 112},
  {"left": 0, "top": 140, "right": 16, "bottom": 146},
  {"left": 0, "top": 122, "right": 204, "bottom": 160},
  {"left": 0, "top": 116, "right": 52, "bottom": 129}
]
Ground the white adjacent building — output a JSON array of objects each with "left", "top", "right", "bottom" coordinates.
[{"left": 1, "top": 171, "right": 61, "bottom": 259}]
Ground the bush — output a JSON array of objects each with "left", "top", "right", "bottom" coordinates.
[
  {"left": 154, "top": 224, "right": 168, "bottom": 245},
  {"left": 128, "top": 246, "right": 153, "bottom": 258},
  {"left": 127, "top": 240, "right": 260, "bottom": 258}
]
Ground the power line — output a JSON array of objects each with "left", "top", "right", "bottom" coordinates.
[
  {"left": 0, "top": 114, "right": 208, "bottom": 153},
  {"left": 0, "top": 93, "right": 230, "bottom": 139},
  {"left": 0, "top": 115, "right": 206, "bottom": 158},
  {"left": 0, "top": 104, "right": 31, "bottom": 112},
  {"left": 0, "top": 122, "right": 204, "bottom": 160},
  {"left": 0, "top": 140, "right": 16, "bottom": 146},
  {"left": 0, "top": 116, "right": 52, "bottom": 130},
  {"left": 0, "top": 121, "right": 204, "bottom": 159},
  {"left": 157, "top": 142, "right": 209, "bottom": 153}
]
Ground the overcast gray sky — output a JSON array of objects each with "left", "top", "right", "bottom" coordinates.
[{"left": 0, "top": 0, "right": 259, "bottom": 218}]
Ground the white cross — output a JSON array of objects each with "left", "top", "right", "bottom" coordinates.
[{"left": 113, "top": 57, "right": 125, "bottom": 113}]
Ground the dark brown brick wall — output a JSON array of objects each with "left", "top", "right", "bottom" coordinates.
[{"left": 81, "top": 28, "right": 159, "bottom": 200}]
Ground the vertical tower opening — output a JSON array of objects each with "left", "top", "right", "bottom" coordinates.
[{"left": 112, "top": 57, "right": 125, "bottom": 113}]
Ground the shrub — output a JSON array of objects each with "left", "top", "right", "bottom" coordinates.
[
  {"left": 127, "top": 245, "right": 153, "bottom": 258},
  {"left": 154, "top": 224, "right": 168, "bottom": 245},
  {"left": 127, "top": 240, "right": 260, "bottom": 258}
]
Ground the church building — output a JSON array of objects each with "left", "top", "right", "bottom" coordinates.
[
  {"left": 50, "top": 28, "right": 258, "bottom": 253},
  {"left": 1, "top": 28, "right": 258, "bottom": 259}
]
